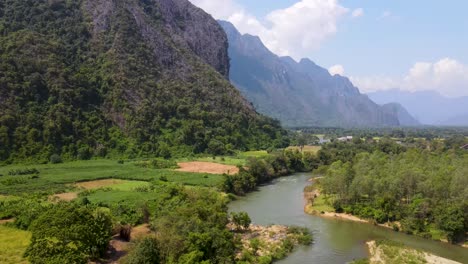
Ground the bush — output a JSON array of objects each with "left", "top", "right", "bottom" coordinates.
[
  {"left": 124, "top": 237, "right": 160, "bottom": 264},
  {"left": 77, "top": 146, "right": 92, "bottom": 160},
  {"left": 25, "top": 204, "right": 112, "bottom": 263},
  {"left": 230, "top": 212, "right": 251, "bottom": 231},
  {"left": 8, "top": 168, "right": 39, "bottom": 176},
  {"left": 49, "top": 154, "right": 62, "bottom": 164},
  {"left": 159, "top": 175, "right": 168, "bottom": 182}
]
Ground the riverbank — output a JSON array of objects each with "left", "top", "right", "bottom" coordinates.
[
  {"left": 303, "top": 179, "right": 466, "bottom": 248},
  {"left": 365, "top": 240, "right": 462, "bottom": 264}
]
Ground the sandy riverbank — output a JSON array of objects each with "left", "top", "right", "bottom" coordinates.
[{"left": 367, "top": 240, "right": 462, "bottom": 264}]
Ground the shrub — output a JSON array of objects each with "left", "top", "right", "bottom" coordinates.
[
  {"left": 49, "top": 154, "right": 62, "bottom": 164},
  {"left": 124, "top": 237, "right": 160, "bottom": 264},
  {"left": 230, "top": 212, "right": 251, "bottom": 231},
  {"left": 25, "top": 204, "right": 112, "bottom": 263},
  {"left": 159, "top": 175, "right": 168, "bottom": 182},
  {"left": 77, "top": 146, "right": 92, "bottom": 160},
  {"left": 8, "top": 168, "right": 39, "bottom": 176}
]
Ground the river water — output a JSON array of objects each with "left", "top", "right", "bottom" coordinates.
[{"left": 229, "top": 173, "right": 468, "bottom": 264}]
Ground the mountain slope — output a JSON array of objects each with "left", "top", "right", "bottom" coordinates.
[
  {"left": 381, "top": 103, "right": 420, "bottom": 126},
  {"left": 0, "top": 0, "right": 286, "bottom": 162},
  {"left": 368, "top": 89, "right": 468, "bottom": 126},
  {"left": 220, "top": 21, "right": 400, "bottom": 128}
]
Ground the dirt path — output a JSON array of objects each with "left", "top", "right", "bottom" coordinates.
[
  {"left": 75, "top": 179, "right": 126, "bottom": 189},
  {"left": 52, "top": 192, "right": 78, "bottom": 201},
  {"left": 176, "top": 161, "right": 239, "bottom": 175},
  {"left": 0, "top": 218, "right": 15, "bottom": 225},
  {"left": 92, "top": 224, "right": 152, "bottom": 264},
  {"left": 52, "top": 179, "right": 128, "bottom": 201}
]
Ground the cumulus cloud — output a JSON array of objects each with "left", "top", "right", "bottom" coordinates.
[
  {"left": 189, "top": 0, "right": 349, "bottom": 60},
  {"left": 351, "top": 8, "right": 364, "bottom": 18},
  {"left": 351, "top": 58, "right": 468, "bottom": 97},
  {"left": 328, "top": 64, "right": 345, "bottom": 75}
]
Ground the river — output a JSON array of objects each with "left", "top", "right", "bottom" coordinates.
[{"left": 228, "top": 173, "right": 468, "bottom": 264}]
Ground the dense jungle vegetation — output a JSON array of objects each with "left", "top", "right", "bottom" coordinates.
[
  {"left": 317, "top": 136, "right": 468, "bottom": 244},
  {"left": 0, "top": 0, "right": 288, "bottom": 165}
]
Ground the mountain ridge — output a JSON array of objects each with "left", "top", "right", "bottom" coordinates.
[
  {"left": 220, "top": 20, "right": 402, "bottom": 128},
  {"left": 368, "top": 89, "right": 468, "bottom": 126}
]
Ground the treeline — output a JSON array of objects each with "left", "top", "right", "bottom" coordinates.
[
  {"left": 222, "top": 150, "right": 320, "bottom": 195},
  {"left": 292, "top": 127, "right": 468, "bottom": 140},
  {"left": 320, "top": 144, "right": 468, "bottom": 243}
]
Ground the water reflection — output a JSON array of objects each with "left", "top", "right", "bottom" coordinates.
[{"left": 229, "top": 173, "right": 468, "bottom": 264}]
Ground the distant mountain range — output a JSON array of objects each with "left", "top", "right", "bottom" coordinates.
[
  {"left": 220, "top": 21, "right": 408, "bottom": 127},
  {"left": 368, "top": 90, "right": 468, "bottom": 126}
]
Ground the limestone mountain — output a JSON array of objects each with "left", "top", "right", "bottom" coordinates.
[
  {"left": 381, "top": 103, "right": 420, "bottom": 127},
  {"left": 368, "top": 89, "right": 468, "bottom": 126},
  {"left": 0, "top": 0, "right": 286, "bottom": 162},
  {"left": 220, "top": 20, "right": 400, "bottom": 128}
]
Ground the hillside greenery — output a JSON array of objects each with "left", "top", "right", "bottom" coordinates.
[{"left": 0, "top": 0, "right": 288, "bottom": 164}]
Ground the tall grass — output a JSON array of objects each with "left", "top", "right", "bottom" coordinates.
[{"left": 0, "top": 225, "right": 31, "bottom": 264}]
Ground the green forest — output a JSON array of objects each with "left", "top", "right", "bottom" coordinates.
[
  {"left": 318, "top": 138, "right": 468, "bottom": 243},
  {"left": 0, "top": 0, "right": 287, "bottom": 165}
]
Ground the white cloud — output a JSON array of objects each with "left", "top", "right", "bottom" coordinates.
[
  {"left": 329, "top": 64, "right": 345, "bottom": 75},
  {"left": 351, "top": 58, "right": 468, "bottom": 97},
  {"left": 379, "top": 10, "right": 392, "bottom": 19},
  {"left": 351, "top": 8, "right": 364, "bottom": 18},
  {"left": 189, "top": 0, "right": 349, "bottom": 60}
]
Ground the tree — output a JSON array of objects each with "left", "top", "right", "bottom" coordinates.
[
  {"left": 25, "top": 204, "right": 112, "bottom": 264},
  {"left": 435, "top": 203, "right": 465, "bottom": 243},
  {"left": 125, "top": 237, "right": 160, "bottom": 264},
  {"left": 297, "top": 134, "right": 307, "bottom": 152},
  {"left": 231, "top": 212, "right": 251, "bottom": 231}
]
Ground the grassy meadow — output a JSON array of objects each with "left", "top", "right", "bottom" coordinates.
[
  {"left": 287, "top": 145, "right": 322, "bottom": 154},
  {"left": 0, "top": 225, "right": 31, "bottom": 264}
]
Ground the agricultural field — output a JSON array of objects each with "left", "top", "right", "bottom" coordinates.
[
  {"left": 179, "top": 150, "right": 271, "bottom": 166},
  {"left": 287, "top": 145, "right": 322, "bottom": 154},
  {"left": 0, "top": 159, "right": 224, "bottom": 196},
  {"left": 0, "top": 225, "right": 31, "bottom": 264}
]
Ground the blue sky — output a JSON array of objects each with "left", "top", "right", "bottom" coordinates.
[{"left": 190, "top": 0, "right": 468, "bottom": 97}]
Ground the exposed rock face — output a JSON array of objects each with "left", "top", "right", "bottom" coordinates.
[
  {"left": 221, "top": 20, "right": 400, "bottom": 127},
  {"left": 85, "top": 0, "right": 230, "bottom": 78}
]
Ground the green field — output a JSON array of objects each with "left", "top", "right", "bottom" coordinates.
[
  {"left": 0, "top": 225, "right": 31, "bottom": 264},
  {"left": 310, "top": 194, "right": 334, "bottom": 213},
  {"left": 287, "top": 146, "right": 322, "bottom": 154},
  {"left": 179, "top": 150, "right": 271, "bottom": 166},
  {"left": 0, "top": 160, "right": 224, "bottom": 196}
]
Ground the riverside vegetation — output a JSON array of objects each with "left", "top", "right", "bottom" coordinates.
[
  {"left": 306, "top": 135, "right": 468, "bottom": 246},
  {"left": 0, "top": 149, "right": 315, "bottom": 264}
]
